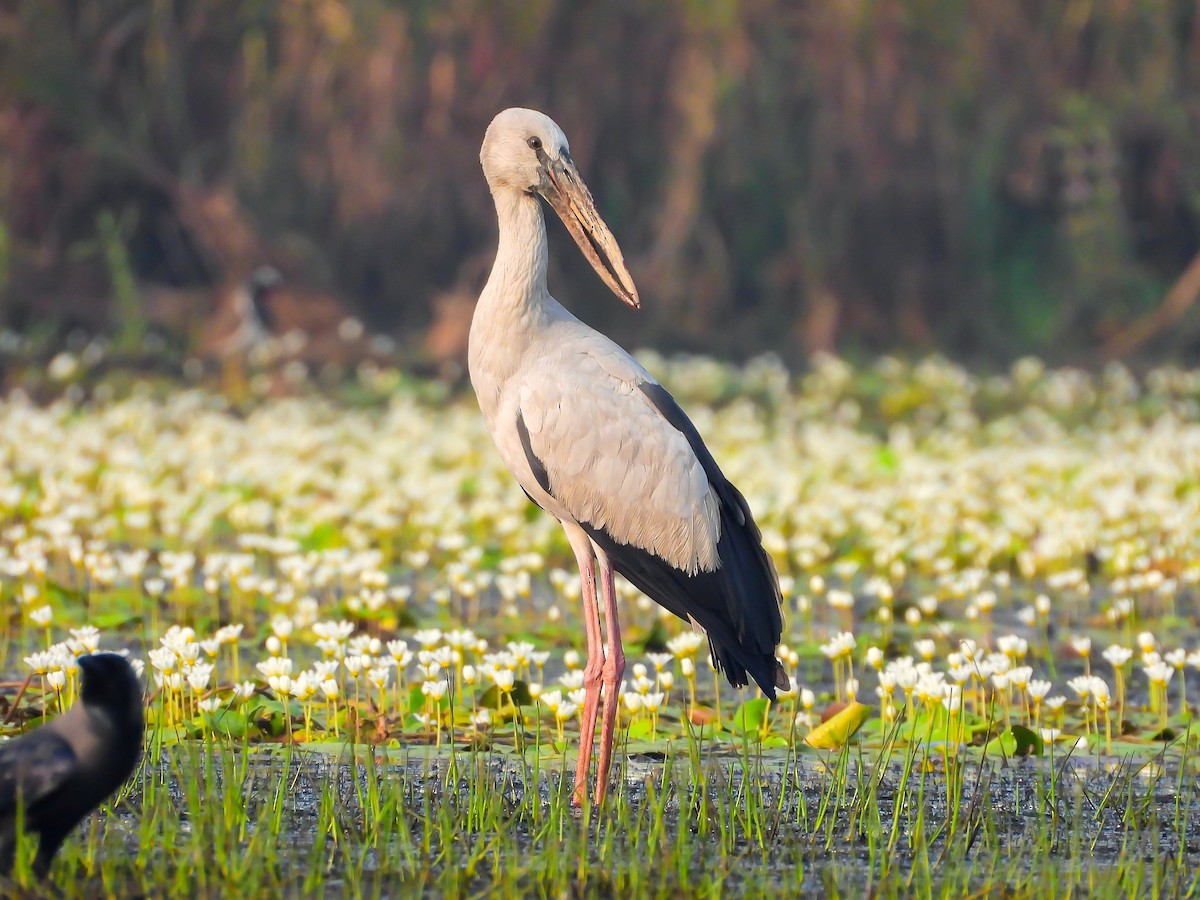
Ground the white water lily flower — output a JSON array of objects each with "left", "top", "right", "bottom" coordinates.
[
  {"left": 912, "top": 639, "right": 936, "bottom": 661},
  {"left": 1027, "top": 680, "right": 1052, "bottom": 701},
  {"left": 1102, "top": 645, "right": 1133, "bottom": 667},
  {"left": 667, "top": 632, "right": 706, "bottom": 658},
  {"left": 66, "top": 626, "right": 101, "bottom": 655},
  {"left": 1144, "top": 661, "right": 1173, "bottom": 687},
  {"left": 411, "top": 629, "right": 443, "bottom": 649},
  {"left": 941, "top": 685, "right": 964, "bottom": 714},
  {"left": 270, "top": 616, "right": 294, "bottom": 640},
  {"left": 826, "top": 589, "right": 854, "bottom": 610},
  {"left": 186, "top": 662, "right": 215, "bottom": 692},
  {"left": 257, "top": 656, "right": 293, "bottom": 678},
  {"left": 421, "top": 679, "right": 449, "bottom": 700},
  {"left": 492, "top": 669, "right": 515, "bottom": 692},
  {"left": 291, "top": 674, "right": 318, "bottom": 701},
  {"left": 1066, "top": 676, "right": 1092, "bottom": 698},
  {"left": 820, "top": 632, "right": 856, "bottom": 659},
  {"left": 24, "top": 650, "right": 56, "bottom": 675},
  {"left": 646, "top": 653, "right": 673, "bottom": 671},
  {"left": 215, "top": 624, "right": 245, "bottom": 644},
  {"left": 555, "top": 702, "right": 579, "bottom": 721},
  {"left": 1008, "top": 666, "right": 1032, "bottom": 690},
  {"left": 310, "top": 660, "right": 339, "bottom": 679}
]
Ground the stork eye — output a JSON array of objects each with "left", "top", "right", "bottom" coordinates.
[{"left": 527, "top": 136, "right": 542, "bottom": 151}]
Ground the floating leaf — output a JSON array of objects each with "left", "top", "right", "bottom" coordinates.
[
  {"left": 804, "top": 702, "right": 872, "bottom": 750},
  {"left": 640, "top": 619, "right": 670, "bottom": 653},
  {"left": 683, "top": 721, "right": 720, "bottom": 741},
  {"left": 985, "top": 724, "right": 1044, "bottom": 757},
  {"left": 300, "top": 521, "right": 344, "bottom": 551},
  {"left": 245, "top": 698, "right": 300, "bottom": 737},
  {"left": 819, "top": 701, "right": 849, "bottom": 723},
  {"left": 730, "top": 698, "right": 770, "bottom": 736},
  {"left": 627, "top": 717, "right": 655, "bottom": 740},
  {"left": 201, "top": 708, "right": 249, "bottom": 739},
  {"left": 478, "top": 679, "right": 534, "bottom": 710},
  {"left": 90, "top": 609, "right": 142, "bottom": 630}
]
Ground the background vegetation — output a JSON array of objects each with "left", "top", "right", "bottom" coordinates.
[{"left": 0, "top": 0, "right": 1198, "bottom": 363}]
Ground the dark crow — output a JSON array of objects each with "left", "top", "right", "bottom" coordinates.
[{"left": 0, "top": 652, "right": 144, "bottom": 878}]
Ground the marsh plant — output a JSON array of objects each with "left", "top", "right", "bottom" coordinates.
[{"left": 2, "top": 352, "right": 1200, "bottom": 895}]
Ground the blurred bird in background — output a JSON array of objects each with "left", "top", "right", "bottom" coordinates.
[{"left": 201, "top": 265, "right": 285, "bottom": 402}]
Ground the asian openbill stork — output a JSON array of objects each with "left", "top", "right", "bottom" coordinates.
[{"left": 468, "top": 108, "right": 786, "bottom": 806}]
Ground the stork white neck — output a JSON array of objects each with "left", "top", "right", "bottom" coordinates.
[
  {"left": 481, "top": 186, "right": 550, "bottom": 321},
  {"left": 469, "top": 186, "right": 563, "bottom": 421}
]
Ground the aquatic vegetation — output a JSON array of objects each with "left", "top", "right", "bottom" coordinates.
[{"left": 3, "top": 352, "right": 1200, "bottom": 894}]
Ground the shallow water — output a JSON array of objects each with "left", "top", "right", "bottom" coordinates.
[{"left": 61, "top": 743, "right": 1196, "bottom": 898}]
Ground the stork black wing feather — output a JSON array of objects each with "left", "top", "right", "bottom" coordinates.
[
  {"left": 516, "top": 380, "right": 786, "bottom": 698},
  {"left": 634, "top": 382, "right": 785, "bottom": 687}
]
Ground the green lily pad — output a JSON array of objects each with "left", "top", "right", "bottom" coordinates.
[
  {"left": 730, "top": 698, "right": 770, "bottom": 736},
  {"left": 985, "top": 724, "right": 1044, "bottom": 757},
  {"left": 201, "top": 708, "right": 250, "bottom": 739}
]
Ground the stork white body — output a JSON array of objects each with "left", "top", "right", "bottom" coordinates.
[{"left": 469, "top": 109, "right": 784, "bottom": 805}]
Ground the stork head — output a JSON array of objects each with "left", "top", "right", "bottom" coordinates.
[{"left": 481, "top": 108, "right": 640, "bottom": 309}]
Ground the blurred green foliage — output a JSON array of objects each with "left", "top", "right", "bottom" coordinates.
[{"left": 0, "top": 0, "right": 1196, "bottom": 361}]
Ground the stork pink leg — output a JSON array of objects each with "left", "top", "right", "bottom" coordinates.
[
  {"left": 570, "top": 545, "right": 604, "bottom": 807},
  {"left": 593, "top": 555, "right": 626, "bottom": 804}
]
